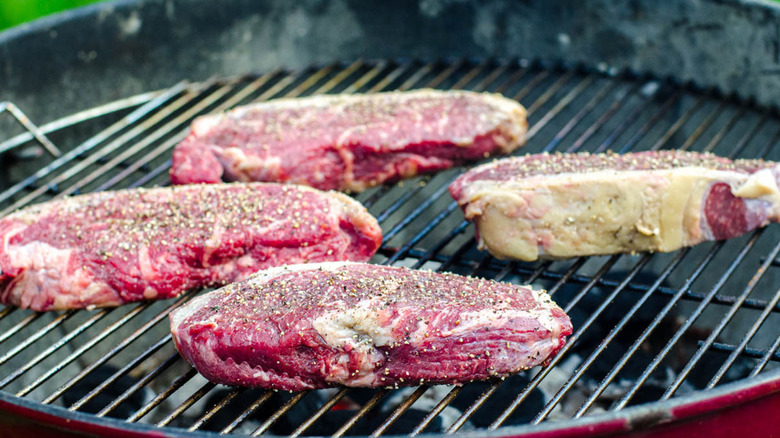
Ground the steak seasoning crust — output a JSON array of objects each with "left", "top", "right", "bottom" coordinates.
[
  {"left": 0, "top": 184, "right": 382, "bottom": 311},
  {"left": 170, "top": 262, "right": 572, "bottom": 390},
  {"left": 450, "top": 151, "right": 780, "bottom": 261},
  {"left": 170, "top": 89, "right": 527, "bottom": 192}
]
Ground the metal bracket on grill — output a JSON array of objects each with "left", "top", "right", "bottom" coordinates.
[{"left": 0, "top": 101, "right": 61, "bottom": 158}]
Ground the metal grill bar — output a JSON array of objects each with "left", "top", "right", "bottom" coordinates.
[
  {"left": 0, "top": 311, "right": 77, "bottom": 368},
  {"left": 542, "top": 79, "right": 618, "bottom": 152},
  {"left": 0, "top": 101, "right": 61, "bottom": 156},
  {"left": 220, "top": 391, "right": 274, "bottom": 435},
  {"left": 331, "top": 390, "right": 390, "bottom": 438},
  {"left": 706, "top": 286, "right": 780, "bottom": 387},
  {"left": 370, "top": 386, "right": 428, "bottom": 437},
  {"left": 615, "top": 90, "right": 683, "bottom": 154},
  {"left": 573, "top": 245, "right": 719, "bottom": 417},
  {"left": 0, "top": 90, "right": 163, "bottom": 154},
  {"left": 14, "top": 304, "right": 149, "bottom": 396},
  {"left": 44, "top": 294, "right": 191, "bottom": 405},
  {"left": 565, "top": 83, "right": 640, "bottom": 153},
  {"left": 664, "top": 238, "right": 780, "bottom": 397},
  {"left": 251, "top": 391, "right": 308, "bottom": 437},
  {"left": 678, "top": 101, "right": 727, "bottom": 150},
  {"left": 123, "top": 364, "right": 195, "bottom": 421},
  {"left": 289, "top": 389, "right": 349, "bottom": 437},
  {"left": 0, "top": 308, "right": 111, "bottom": 388},
  {"left": 648, "top": 96, "right": 707, "bottom": 151},
  {"left": 613, "top": 230, "right": 765, "bottom": 409},
  {"left": 188, "top": 387, "right": 246, "bottom": 432}
]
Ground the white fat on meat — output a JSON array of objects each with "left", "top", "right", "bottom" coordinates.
[{"left": 460, "top": 165, "right": 780, "bottom": 261}]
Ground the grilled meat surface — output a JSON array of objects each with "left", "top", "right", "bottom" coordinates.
[
  {"left": 450, "top": 151, "right": 780, "bottom": 261},
  {"left": 169, "top": 262, "right": 572, "bottom": 390},
  {"left": 0, "top": 184, "right": 381, "bottom": 311},
  {"left": 170, "top": 89, "right": 527, "bottom": 192}
]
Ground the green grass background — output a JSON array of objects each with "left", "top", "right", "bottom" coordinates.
[{"left": 0, "top": 0, "right": 104, "bottom": 31}]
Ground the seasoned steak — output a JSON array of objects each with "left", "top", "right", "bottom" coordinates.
[
  {"left": 450, "top": 150, "right": 780, "bottom": 261},
  {"left": 170, "top": 89, "right": 527, "bottom": 192},
  {"left": 169, "top": 262, "right": 572, "bottom": 390},
  {"left": 0, "top": 184, "right": 381, "bottom": 311}
]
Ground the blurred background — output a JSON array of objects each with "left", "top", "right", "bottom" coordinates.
[{"left": 0, "top": 0, "right": 103, "bottom": 31}]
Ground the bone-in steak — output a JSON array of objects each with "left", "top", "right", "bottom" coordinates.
[
  {"left": 169, "top": 262, "right": 572, "bottom": 390},
  {"left": 170, "top": 89, "right": 527, "bottom": 192},
  {"left": 450, "top": 150, "right": 780, "bottom": 261},
  {"left": 0, "top": 184, "right": 381, "bottom": 311}
]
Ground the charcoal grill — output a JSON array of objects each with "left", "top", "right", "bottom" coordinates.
[{"left": 3, "top": 1, "right": 780, "bottom": 437}]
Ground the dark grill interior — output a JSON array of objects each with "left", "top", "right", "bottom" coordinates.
[{"left": 2, "top": 58, "right": 780, "bottom": 436}]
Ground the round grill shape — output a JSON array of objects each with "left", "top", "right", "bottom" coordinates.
[{"left": 2, "top": 59, "right": 780, "bottom": 437}]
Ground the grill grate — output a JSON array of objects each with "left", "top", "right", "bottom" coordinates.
[{"left": 2, "top": 58, "right": 780, "bottom": 436}]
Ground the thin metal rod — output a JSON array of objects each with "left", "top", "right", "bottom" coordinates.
[
  {"left": 156, "top": 381, "right": 217, "bottom": 427},
  {"left": 726, "top": 112, "right": 769, "bottom": 159},
  {"left": 663, "top": 237, "right": 780, "bottom": 398},
  {"left": 488, "top": 256, "right": 621, "bottom": 429},
  {"left": 649, "top": 96, "right": 707, "bottom": 151},
  {"left": 591, "top": 92, "right": 656, "bottom": 153},
  {"left": 123, "top": 365, "right": 195, "bottom": 421},
  {"left": 752, "top": 325, "right": 780, "bottom": 375},
  {"left": 15, "top": 304, "right": 149, "bottom": 396},
  {"left": 0, "top": 82, "right": 188, "bottom": 207},
  {"left": 187, "top": 387, "right": 245, "bottom": 432},
  {"left": 370, "top": 386, "right": 428, "bottom": 437},
  {"left": 707, "top": 286, "right": 780, "bottom": 387},
  {"left": 0, "top": 83, "right": 202, "bottom": 215},
  {"left": 408, "top": 387, "right": 459, "bottom": 436},
  {"left": 0, "top": 101, "right": 61, "bottom": 156},
  {"left": 565, "top": 83, "right": 641, "bottom": 153},
  {"left": 613, "top": 231, "right": 764, "bottom": 409},
  {"left": 66, "top": 334, "right": 171, "bottom": 411},
  {"left": 532, "top": 254, "right": 657, "bottom": 423},
  {"left": 251, "top": 391, "right": 309, "bottom": 437},
  {"left": 678, "top": 101, "right": 727, "bottom": 150},
  {"left": 701, "top": 107, "right": 746, "bottom": 152},
  {"left": 44, "top": 294, "right": 191, "bottom": 404},
  {"left": 0, "top": 311, "right": 76, "bottom": 368},
  {"left": 527, "top": 74, "right": 597, "bottom": 140},
  {"left": 1, "top": 307, "right": 109, "bottom": 388},
  {"left": 616, "top": 90, "right": 683, "bottom": 154},
  {"left": 525, "top": 71, "right": 574, "bottom": 115},
  {"left": 542, "top": 79, "right": 619, "bottom": 152},
  {"left": 574, "top": 243, "right": 722, "bottom": 417},
  {"left": 290, "top": 388, "right": 349, "bottom": 437},
  {"left": 0, "top": 89, "right": 162, "bottom": 154},
  {"left": 0, "top": 312, "right": 40, "bottom": 346},
  {"left": 331, "top": 389, "right": 390, "bottom": 438},
  {"left": 219, "top": 391, "right": 274, "bottom": 435}
]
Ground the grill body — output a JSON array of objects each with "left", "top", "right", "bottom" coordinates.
[{"left": 3, "top": 1, "right": 780, "bottom": 438}]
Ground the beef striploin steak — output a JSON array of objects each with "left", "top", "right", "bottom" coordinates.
[
  {"left": 170, "top": 89, "right": 527, "bottom": 192},
  {"left": 169, "top": 262, "right": 572, "bottom": 390},
  {"left": 0, "top": 183, "right": 381, "bottom": 311},
  {"left": 450, "top": 150, "right": 780, "bottom": 261}
]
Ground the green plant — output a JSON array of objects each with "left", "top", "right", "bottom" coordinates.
[{"left": 0, "top": 0, "right": 104, "bottom": 31}]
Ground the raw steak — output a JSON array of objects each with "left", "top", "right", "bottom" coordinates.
[
  {"left": 450, "top": 150, "right": 780, "bottom": 261},
  {"left": 0, "top": 184, "right": 381, "bottom": 311},
  {"left": 170, "top": 89, "right": 527, "bottom": 192},
  {"left": 169, "top": 262, "right": 572, "bottom": 390}
]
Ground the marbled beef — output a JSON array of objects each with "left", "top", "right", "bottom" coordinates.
[
  {"left": 0, "top": 184, "right": 381, "bottom": 311},
  {"left": 169, "top": 262, "right": 572, "bottom": 390},
  {"left": 450, "top": 150, "right": 780, "bottom": 261},
  {"left": 170, "top": 89, "right": 527, "bottom": 192}
]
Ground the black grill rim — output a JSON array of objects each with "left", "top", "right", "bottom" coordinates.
[{"left": 2, "top": 367, "right": 780, "bottom": 438}]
